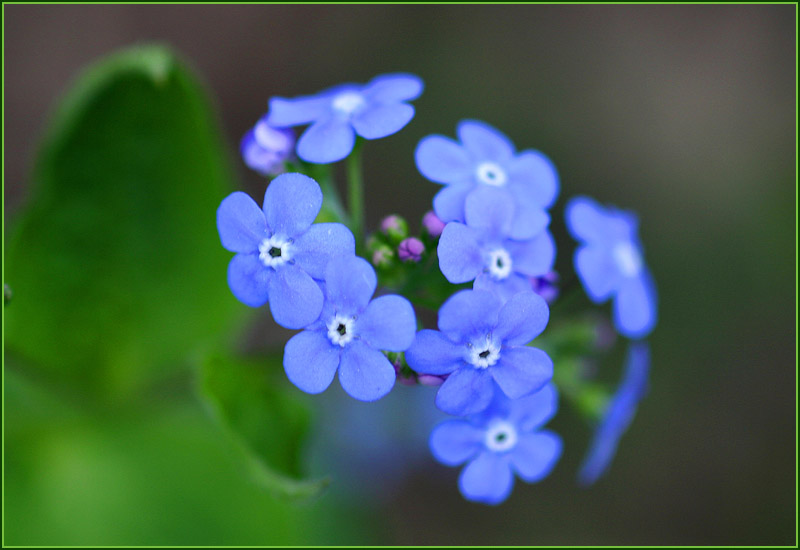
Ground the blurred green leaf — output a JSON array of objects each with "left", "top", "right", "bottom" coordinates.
[
  {"left": 4, "top": 45, "right": 240, "bottom": 398},
  {"left": 200, "top": 352, "right": 330, "bottom": 500}
]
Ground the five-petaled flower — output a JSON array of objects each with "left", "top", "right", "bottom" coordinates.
[
  {"left": 283, "top": 256, "right": 417, "bottom": 401},
  {"left": 266, "top": 73, "right": 424, "bottom": 164},
  {"left": 415, "top": 119, "right": 558, "bottom": 240},
  {"left": 565, "top": 196, "right": 658, "bottom": 339},
  {"left": 437, "top": 187, "right": 555, "bottom": 302},
  {"left": 216, "top": 173, "right": 355, "bottom": 329},
  {"left": 430, "top": 384, "right": 562, "bottom": 505},
  {"left": 405, "top": 289, "right": 553, "bottom": 416}
]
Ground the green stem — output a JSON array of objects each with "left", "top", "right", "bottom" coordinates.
[{"left": 346, "top": 139, "right": 365, "bottom": 248}]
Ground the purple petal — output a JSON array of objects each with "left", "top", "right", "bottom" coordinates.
[
  {"left": 217, "top": 192, "right": 268, "bottom": 252},
  {"left": 267, "top": 95, "right": 331, "bottom": 127},
  {"left": 473, "top": 273, "right": 533, "bottom": 303},
  {"left": 435, "top": 367, "right": 494, "bottom": 416},
  {"left": 267, "top": 264, "right": 324, "bottom": 329},
  {"left": 437, "top": 289, "right": 502, "bottom": 343},
  {"left": 363, "top": 73, "right": 423, "bottom": 103},
  {"left": 415, "top": 135, "right": 472, "bottom": 184},
  {"left": 324, "top": 256, "right": 377, "bottom": 315},
  {"left": 509, "top": 383, "right": 559, "bottom": 432},
  {"left": 404, "top": 329, "right": 465, "bottom": 375},
  {"left": 262, "top": 173, "right": 322, "bottom": 238},
  {"left": 227, "top": 253, "right": 272, "bottom": 307},
  {"left": 493, "top": 291, "right": 549, "bottom": 346},
  {"left": 437, "top": 223, "right": 483, "bottom": 284},
  {"left": 291, "top": 223, "right": 355, "bottom": 280},
  {"left": 456, "top": 120, "right": 515, "bottom": 163},
  {"left": 429, "top": 420, "right": 483, "bottom": 466},
  {"left": 507, "top": 230, "right": 556, "bottom": 277},
  {"left": 491, "top": 346, "right": 552, "bottom": 399},
  {"left": 458, "top": 451, "right": 514, "bottom": 505},
  {"left": 352, "top": 103, "right": 415, "bottom": 139},
  {"left": 356, "top": 295, "right": 416, "bottom": 352},
  {"left": 506, "top": 150, "right": 559, "bottom": 208},
  {"left": 509, "top": 431, "right": 562, "bottom": 482},
  {"left": 283, "top": 329, "right": 341, "bottom": 394},
  {"left": 338, "top": 340, "right": 396, "bottom": 401},
  {"left": 613, "top": 271, "right": 657, "bottom": 339},
  {"left": 575, "top": 245, "right": 621, "bottom": 302},
  {"left": 464, "top": 187, "right": 515, "bottom": 237},
  {"left": 297, "top": 117, "right": 356, "bottom": 163},
  {"left": 433, "top": 184, "right": 472, "bottom": 223}
]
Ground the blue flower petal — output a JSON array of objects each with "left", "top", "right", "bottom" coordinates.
[
  {"left": 491, "top": 346, "right": 552, "bottom": 399},
  {"left": 435, "top": 366, "right": 494, "bottom": 416},
  {"left": 613, "top": 270, "right": 657, "bottom": 339},
  {"left": 437, "top": 223, "right": 483, "bottom": 284},
  {"left": 464, "top": 186, "right": 515, "bottom": 237},
  {"left": 363, "top": 73, "right": 424, "bottom": 103},
  {"left": 217, "top": 191, "right": 268, "bottom": 253},
  {"left": 507, "top": 150, "right": 559, "bottom": 208},
  {"left": 510, "top": 431, "right": 562, "bottom": 482},
  {"left": 433, "top": 183, "right": 472, "bottom": 223},
  {"left": 291, "top": 223, "right": 355, "bottom": 280},
  {"left": 578, "top": 342, "right": 650, "bottom": 486},
  {"left": 507, "top": 230, "right": 556, "bottom": 277},
  {"left": 324, "top": 256, "right": 377, "bottom": 315},
  {"left": 566, "top": 196, "right": 633, "bottom": 245},
  {"left": 267, "top": 263, "right": 324, "bottom": 329},
  {"left": 296, "top": 117, "right": 356, "bottom": 164},
  {"left": 338, "top": 340, "right": 396, "bottom": 401},
  {"left": 262, "top": 173, "right": 322, "bottom": 238},
  {"left": 457, "top": 120, "right": 515, "bottom": 163},
  {"left": 437, "top": 289, "right": 502, "bottom": 343},
  {"left": 352, "top": 103, "right": 415, "bottom": 139},
  {"left": 493, "top": 292, "right": 549, "bottom": 346},
  {"left": 405, "top": 329, "right": 465, "bottom": 375},
  {"left": 429, "top": 420, "right": 483, "bottom": 466},
  {"left": 283, "top": 329, "right": 341, "bottom": 394},
  {"left": 472, "top": 272, "right": 532, "bottom": 303},
  {"left": 227, "top": 253, "right": 272, "bottom": 307},
  {"left": 267, "top": 95, "right": 331, "bottom": 127},
  {"left": 356, "top": 295, "right": 416, "bottom": 352},
  {"left": 507, "top": 196, "right": 551, "bottom": 240},
  {"left": 458, "top": 451, "right": 514, "bottom": 505},
  {"left": 510, "top": 383, "right": 559, "bottom": 432},
  {"left": 240, "top": 129, "right": 282, "bottom": 176},
  {"left": 415, "top": 135, "right": 472, "bottom": 184},
  {"left": 574, "top": 245, "right": 620, "bottom": 302}
]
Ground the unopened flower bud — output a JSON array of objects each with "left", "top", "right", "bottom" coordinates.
[
  {"left": 531, "top": 271, "right": 560, "bottom": 304},
  {"left": 371, "top": 245, "right": 394, "bottom": 268},
  {"left": 397, "top": 237, "right": 425, "bottom": 263},
  {"left": 422, "top": 210, "right": 445, "bottom": 237},
  {"left": 241, "top": 118, "right": 295, "bottom": 175},
  {"left": 380, "top": 215, "right": 408, "bottom": 243},
  {"left": 417, "top": 374, "right": 445, "bottom": 387}
]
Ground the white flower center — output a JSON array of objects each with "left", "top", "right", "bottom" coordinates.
[
  {"left": 467, "top": 335, "right": 501, "bottom": 369},
  {"left": 258, "top": 236, "right": 292, "bottom": 268},
  {"left": 332, "top": 92, "right": 366, "bottom": 116},
  {"left": 487, "top": 248, "right": 513, "bottom": 280},
  {"left": 613, "top": 241, "right": 643, "bottom": 278},
  {"left": 476, "top": 162, "right": 508, "bottom": 187},
  {"left": 485, "top": 421, "right": 518, "bottom": 453},
  {"left": 327, "top": 314, "right": 356, "bottom": 347}
]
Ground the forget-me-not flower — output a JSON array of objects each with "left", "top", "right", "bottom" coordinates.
[
  {"left": 266, "top": 73, "right": 424, "bottom": 164},
  {"left": 283, "top": 256, "right": 417, "bottom": 401},
  {"left": 415, "top": 119, "right": 558, "bottom": 239},
  {"left": 438, "top": 187, "right": 555, "bottom": 302},
  {"left": 430, "top": 384, "right": 562, "bottom": 505},
  {"left": 565, "top": 196, "right": 658, "bottom": 339},
  {"left": 578, "top": 342, "right": 650, "bottom": 486},
  {"left": 241, "top": 116, "right": 295, "bottom": 175},
  {"left": 405, "top": 289, "right": 553, "bottom": 416},
  {"left": 217, "top": 173, "right": 355, "bottom": 329}
]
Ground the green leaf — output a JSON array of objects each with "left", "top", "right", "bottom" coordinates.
[
  {"left": 199, "top": 352, "right": 329, "bottom": 500},
  {"left": 4, "top": 45, "right": 241, "bottom": 398}
]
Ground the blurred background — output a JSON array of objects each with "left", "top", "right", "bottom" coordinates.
[{"left": 4, "top": 4, "right": 795, "bottom": 546}]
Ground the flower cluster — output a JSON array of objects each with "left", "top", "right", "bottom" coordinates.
[{"left": 217, "top": 73, "right": 658, "bottom": 505}]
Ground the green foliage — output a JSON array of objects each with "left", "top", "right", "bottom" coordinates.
[{"left": 4, "top": 45, "right": 240, "bottom": 398}]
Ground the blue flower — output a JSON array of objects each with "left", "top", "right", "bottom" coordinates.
[
  {"left": 266, "top": 73, "right": 424, "bottom": 164},
  {"left": 430, "top": 384, "right": 562, "bottom": 505},
  {"left": 437, "top": 187, "right": 555, "bottom": 302},
  {"left": 405, "top": 289, "right": 553, "bottom": 416},
  {"left": 578, "top": 342, "right": 650, "bottom": 486},
  {"left": 240, "top": 117, "right": 295, "bottom": 175},
  {"left": 415, "top": 119, "right": 558, "bottom": 239},
  {"left": 283, "top": 256, "right": 417, "bottom": 401},
  {"left": 216, "top": 173, "right": 355, "bottom": 329},
  {"left": 565, "top": 196, "right": 658, "bottom": 339}
]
